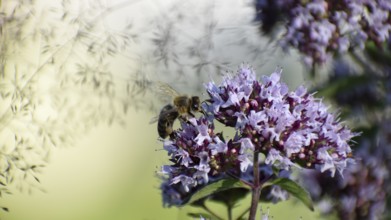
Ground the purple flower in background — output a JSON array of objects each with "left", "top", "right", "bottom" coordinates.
[
  {"left": 299, "top": 118, "right": 391, "bottom": 220},
  {"left": 255, "top": 0, "right": 391, "bottom": 66}
]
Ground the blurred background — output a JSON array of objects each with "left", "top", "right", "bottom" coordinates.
[{"left": 0, "top": 0, "right": 390, "bottom": 219}]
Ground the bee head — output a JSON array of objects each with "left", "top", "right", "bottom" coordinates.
[{"left": 191, "top": 96, "right": 201, "bottom": 112}]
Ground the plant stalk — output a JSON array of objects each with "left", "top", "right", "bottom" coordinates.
[
  {"left": 227, "top": 205, "right": 233, "bottom": 220},
  {"left": 248, "top": 151, "right": 260, "bottom": 220}
]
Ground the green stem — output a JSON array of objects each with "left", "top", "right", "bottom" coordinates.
[
  {"left": 248, "top": 151, "right": 261, "bottom": 220},
  {"left": 200, "top": 203, "right": 224, "bottom": 220},
  {"left": 310, "top": 63, "right": 316, "bottom": 79},
  {"left": 228, "top": 205, "right": 233, "bottom": 220}
]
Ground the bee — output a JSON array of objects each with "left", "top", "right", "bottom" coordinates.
[{"left": 150, "top": 83, "right": 203, "bottom": 139}]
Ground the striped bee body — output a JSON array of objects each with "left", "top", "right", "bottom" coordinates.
[{"left": 157, "top": 104, "right": 180, "bottom": 139}]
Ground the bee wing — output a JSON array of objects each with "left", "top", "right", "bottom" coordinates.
[{"left": 155, "top": 82, "right": 181, "bottom": 102}]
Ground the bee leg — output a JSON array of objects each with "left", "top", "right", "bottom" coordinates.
[
  {"left": 178, "top": 115, "right": 188, "bottom": 122},
  {"left": 169, "top": 131, "right": 177, "bottom": 140},
  {"left": 188, "top": 112, "right": 195, "bottom": 118},
  {"left": 178, "top": 115, "right": 184, "bottom": 122}
]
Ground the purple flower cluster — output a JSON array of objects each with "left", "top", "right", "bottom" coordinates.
[
  {"left": 255, "top": 0, "right": 391, "bottom": 66},
  {"left": 160, "top": 118, "right": 288, "bottom": 206},
  {"left": 159, "top": 65, "right": 357, "bottom": 206},
  {"left": 205, "top": 65, "right": 356, "bottom": 176},
  {"left": 160, "top": 117, "right": 241, "bottom": 206}
]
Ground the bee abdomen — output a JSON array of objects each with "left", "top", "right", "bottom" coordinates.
[{"left": 157, "top": 104, "right": 179, "bottom": 139}]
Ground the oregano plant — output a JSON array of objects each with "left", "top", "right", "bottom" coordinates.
[{"left": 158, "top": 64, "right": 357, "bottom": 220}]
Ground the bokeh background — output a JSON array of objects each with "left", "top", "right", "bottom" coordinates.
[{"left": 2, "top": 0, "right": 389, "bottom": 219}]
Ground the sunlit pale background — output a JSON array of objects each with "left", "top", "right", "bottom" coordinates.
[{"left": 1, "top": 0, "right": 326, "bottom": 219}]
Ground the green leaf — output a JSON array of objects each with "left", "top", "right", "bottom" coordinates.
[
  {"left": 184, "top": 178, "right": 249, "bottom": 206},
  {"left": 315, "top": 74, "right": 372, "bottom": 98},
  {"left": 209, "top": 187, "right": 250, "bottom": 208},
  {"left": 313, "top": 74, "right": 386, "bottom": 118},
  {"left": 265, "top": 178, "right": 314, "bottom": 211},
  {"left": 365, "top": 41, "right": 391, "bottom": 66}
]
